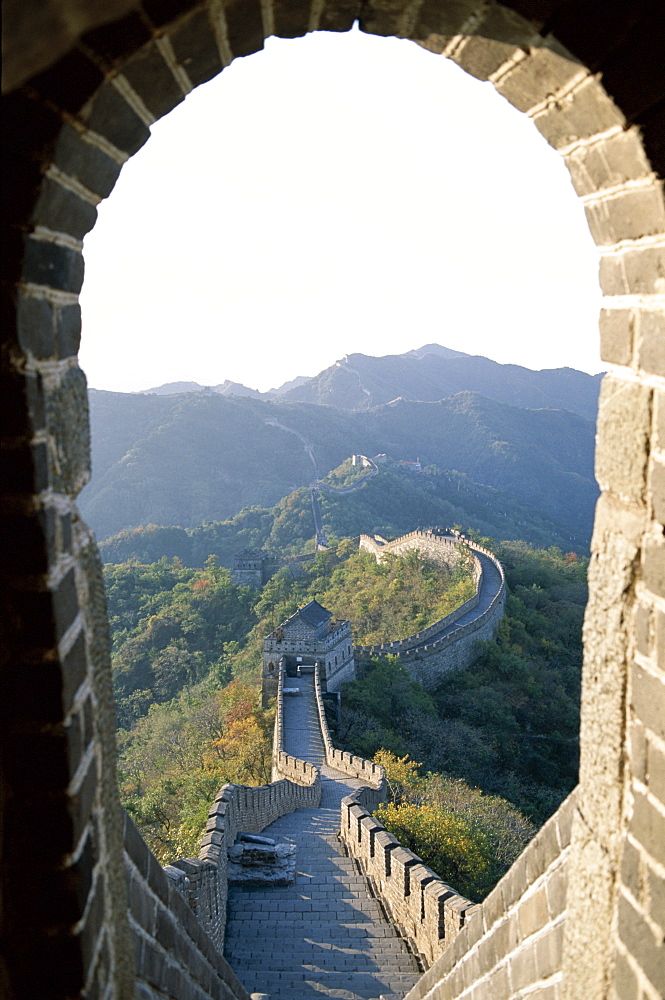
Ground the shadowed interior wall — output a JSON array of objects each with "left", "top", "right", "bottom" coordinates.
[{"left": 1, "top": 2, "right": 663, "bottom": 998}]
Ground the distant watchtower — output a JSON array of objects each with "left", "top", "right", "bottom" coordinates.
[
  {"left": 232, "top": 549, "right": 267, "bottom": 588},
  {"left": 262, "top": 600, "right": 355, "bottom": 707}
]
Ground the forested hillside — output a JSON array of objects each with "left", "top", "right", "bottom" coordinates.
[
  {"left": 109, "top": 538, "right": 586, "bottom": 865},
  {"left": 98, "top": 461, "right": 591, "bottom": 570}
]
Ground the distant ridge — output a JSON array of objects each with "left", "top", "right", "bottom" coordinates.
[
  {"left": 277, "top": 345, "right": 603, "bottom": 420},
  {"left": 137, "top": 345, "right": 602, "bottom": 420},
  {"left": 140, "top": 375, "right": 312, "bottom": 398},
  {"left": 83, "top": 386, "right": 597, "bottom": 542}
]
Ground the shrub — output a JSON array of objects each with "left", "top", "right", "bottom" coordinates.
[{"left": 374, "top": 800, "right": 492, "bottom": 901}]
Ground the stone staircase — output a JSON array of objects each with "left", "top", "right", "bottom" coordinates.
[{"left": 224, "top": 675, "right": 421, "bottom": 999}]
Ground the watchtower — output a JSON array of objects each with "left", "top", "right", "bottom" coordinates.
[
  {"left": 262, "top": 600, "right": 355, "bottom": 706},
  {"left": 231, "top": 549, "right": 267, "bottom": 588}
]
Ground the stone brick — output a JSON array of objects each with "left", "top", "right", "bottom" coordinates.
[
  {"left": 612, "top": 947, "right": 640, "bottom": 1000},
  {"left": 52, "top": 123, "right": 122, "bottom": 200},
  {"left": 55, "top": 305, "right": 83, "bottom": 360},
  {"left": 630, "top": 790, "right": 665, "bottom": 867},
  {"left": 651, "top": 458, "right": 665, "bottom": 528},
  {"left": 500, "top": 852, "right": 529, "bottom": 911},
  {"left": 80, "top": 874, "right": 107, "bottom": 977},
  {"left": 586, "top": 185, "right": 665, "bottom": 246},
  {"left": 639, "top": 310, "right": 665, "bottom": 379},
  {"left": 599, "top": 309, "right": 634, "bottom": 366},
  {"left": 124, "top": 813, "right": 151, "bottom": 877},
  {"left": 533, "top": 74, "right": 625, "bottom": 152},
  {"left": 485, "top": 912, "right": 519, "bottom": 965},
  {"left": 565, "top": 127, "right": 654, "bottom": 198},
  {"left": 618, "top": 892, "right": 665, "bottom": 997},
  {"left": 631, "top": 662, "right": 665, "bottom": 742},
  {"left": 643, "top": 534, "right": 665, "bottom": 600},
  {"left": 623, "top": 244, "right": 665, "bottom": 296},
  {"left": 271, "top": 0, "right": 311, "bottom": 39},
  {"left": 410, "top": 0, "right": 485, "bottom": 49},
  {"left": 545, "top": 860, "right": 568, "bottom": 918},
  {"left": 648, "top": 739, "right": 665, "bottom": 806},
  {"left": 155, "top": 909, "right": 176, "bottom": 952},
  {"left": 630, "top": 718, "right": 648, "bottom": 785},
  {"left": 484, "top": 962, "right": 510, "bottom": 1000},
  {"left": 620, "top": 837, "right": 643, "bottom": 902},
  {"left": 633, "top": 601, "right": 652, "bottom": 658},
  {"left": 31, "top": 176, "right": 98, "bottom": 241},
  {"left": 82, "top": 81, "right": 151, "bottom": 156},
  {"left": 510, "top": 944, "right": 538, "bottom": 992},
  {"left": 536, "top": 921, "right": 563, "bottom": 979},
  {"left": 128, "top": 873, "right": 156, "bottom": 934},
  {"left": 53, "top": 567, "right": 79, "bottom": 641},
  {"left": 121, "top": 45, "right": 185, "bottom": 119},
  {"left": 318, "top": 0, "right": 358, "bottom": 33},
  {"left": 16, "top": 293, "right": 57, "bottom": 360},
  {"left": 648, "top": 866, "right": 665, "bottom": 928},
  {"left": 22, "top": 236, "right": 85, "bottom": 294},
  {"left": 168, "top": 8, "right": 224, "bottom": 87},
  {"left": 495, "top": 40, "right": 582, "bottom": 115},
  {"left": 595, "top": 376, "right": 650, "bottom": 505},
  {"left": 449, "top": 3, "right": 532, "bottom": 81},
  {"left": 224, "top": 0, "right": 265, "bottom": 58},
  {"left": 45, "top": 365, "right": 91, "bottom": 496},
  {"left": 518, "top": 885, "right": 549, "bottom": 941},
  {"left": 68, "top": 754, "right": 98, "bottom": 844},
  {"left": 526, "top": 817, "right": 559, "bottom": 881}
]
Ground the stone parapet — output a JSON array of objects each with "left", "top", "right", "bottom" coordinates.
[
  {"left": 338, "top": 793, "right": 478, "bottom": 970},
  {"left": 313, "top": 665, "right": 387, "bottom": 807}
]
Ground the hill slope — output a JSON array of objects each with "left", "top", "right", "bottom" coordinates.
[
  {"left": 83, "top": 388, "right": 597, "bottom": 542},
  {"left": 279, "top": 347, "right": 602, "bottom": 419}
]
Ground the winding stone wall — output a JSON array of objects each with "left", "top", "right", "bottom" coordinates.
[{"left": 356, "top": 532, "right": 506, "bottom": 687}]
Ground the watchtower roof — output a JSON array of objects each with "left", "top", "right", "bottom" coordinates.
[{"left": 290, "top": 599, "right": 332, "bottom": 628}]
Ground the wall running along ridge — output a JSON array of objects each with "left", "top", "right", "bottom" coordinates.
[
  {"left": 356, "top": 532, "right": 506, "bottom": 687},
  {"left": 2, "top": 3, "right": 664, "bottom": 999}
]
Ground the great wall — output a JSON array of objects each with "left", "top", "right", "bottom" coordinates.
[
  {"left": 355, "top": 531, "right": 506, "bottom": 687},
  {"left": 124, "top": 636, "right": 574, "bottom": 999},
  {"left": 3, "top": 3, "right": 663, "bottom": 998}
]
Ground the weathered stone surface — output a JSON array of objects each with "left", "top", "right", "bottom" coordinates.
[
  {"left": 228, "top": 841, "right": 296, "bottom": 884},
  {"left": 595, "top": 375, "right": 650, "bottom": 505}
]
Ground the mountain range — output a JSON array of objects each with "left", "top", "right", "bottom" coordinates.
[
  {"left": 82, "top": 344, "right": 601, "bottom": 545},
  {"left": 138, "top": 344, "right": 602, "bottom": 421}
]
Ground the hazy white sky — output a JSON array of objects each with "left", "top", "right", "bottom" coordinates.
[{"left": 79, "top": 28, "right": 603, "bottom": 393}]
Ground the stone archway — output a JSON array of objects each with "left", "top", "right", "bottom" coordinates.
[{"left": 2, "top": 3, "right": 663, "bottom": 999}]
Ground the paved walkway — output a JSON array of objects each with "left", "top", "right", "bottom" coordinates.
[{"left": 224, "top": 675, "right": 420, "bottom": 999}]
